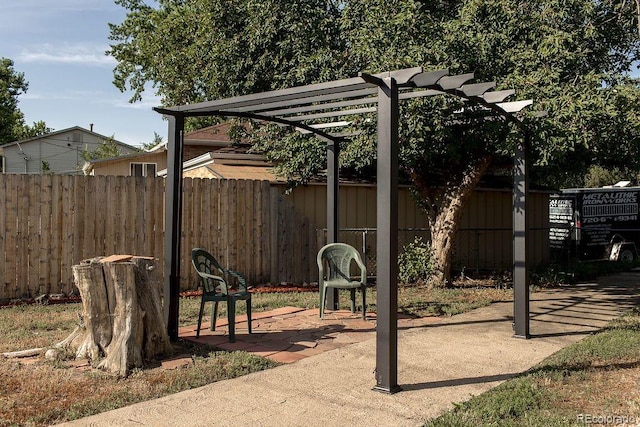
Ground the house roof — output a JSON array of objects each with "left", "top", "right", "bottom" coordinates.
[
  {"left": 149, "top": 122, "right": 247, "bottom": 153},
  {"left": 1, "top": 126, "right": 138, "bottom": 151},
  {"left": 157, "top": 151, "right": 282, "bottom": 182},
  {"left": 184, "top": 122, "right": 240, "bottom": 144},
  {"left": 83, "top": 123, "right": 249, "bottom": 174}
]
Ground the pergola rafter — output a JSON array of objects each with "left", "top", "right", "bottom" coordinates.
[{"left": 155, "top": 66, "right": 533, "bottom": 394}]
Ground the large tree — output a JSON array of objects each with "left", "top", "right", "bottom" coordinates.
[
  {"left": 0, "top": 58, "right": 29, "bottom": 145},
  {"left": 109, "top": 0, "right": 640, "bottom": 286},
  {"left": 0, "top": 58, "right": 51, "bottom": 144}
]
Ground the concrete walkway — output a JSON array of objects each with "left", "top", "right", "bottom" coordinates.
[{"left": 61, "top": 272, "right": 640, "bottom": 427}]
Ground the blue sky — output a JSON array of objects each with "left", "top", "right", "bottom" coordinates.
[{"left": 0, "top": 0, "right": 164, "bottom": 147}]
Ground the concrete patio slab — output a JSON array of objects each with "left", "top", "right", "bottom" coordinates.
[{"left": 60, "top": 272, "right": 640, "bottom": 427}]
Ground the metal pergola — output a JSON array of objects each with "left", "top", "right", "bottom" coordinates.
[{"left": 155, "top": 66, "right": 533, "bottom": 394}]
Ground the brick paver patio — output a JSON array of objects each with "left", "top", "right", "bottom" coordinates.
[{"left": 178, "top": 307, "right": 443, "bottom": 364}]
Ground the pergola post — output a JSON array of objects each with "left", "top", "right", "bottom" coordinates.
[
  {"left": 373, "top": 77, "right": 401, "bottom": 394},
  {"left": 163, "top": 114, "right": 185, "bottom": 341},
  {"left": 326, "top": 139, "right": 339, "bottom": 309},
  {"left": 513, "top": 132, "right": 530, "bottom": 338}
]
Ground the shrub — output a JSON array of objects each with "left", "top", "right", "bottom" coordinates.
[{"left": 398, "top": 237, "right": 433, "bottom": 285}]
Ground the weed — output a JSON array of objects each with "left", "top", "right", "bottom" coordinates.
[{"left": 398, "top": 237, "right": 433, "bottom": 285}]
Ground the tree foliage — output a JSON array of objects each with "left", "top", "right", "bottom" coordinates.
[
  {"left": 81, "top": 137, "right": 124, "bottom": 161},
  {"left": 0, "top": 59, "right": 52, "bottom": 144},
  {"left": 109, "top": 0, "right": 640, "bottom": 284},
  {"left": 17, "top": 120, "right": 53, "bottom": 140},
  {"left": 0, "top": 58, "right": 28, "bottom": 145},
  {"left": 141, "top": 131, "right": 164, "bottom": 151},
  {"left": 583, "top": 165, "right": 628, "bottom": 188}
]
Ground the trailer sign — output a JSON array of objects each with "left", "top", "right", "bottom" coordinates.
[
  {"left": 549, "top": 187, "right": 640, "bottom": 261},
  {"left": 581, "top": 192, "right": 638, "bottom": 223},
  {"left": 549, "top": 198, "right": 574, "bottom": 250}
]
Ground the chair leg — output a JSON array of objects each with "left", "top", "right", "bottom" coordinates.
[
  {"left": 350, "top": 289, "right": 356, "bottom": 313},
  {"left": 319, "top": 285, "right": 326, "bottom": 319},
  {"left": 197, "top": 298, "right": 206, "bottom": 338},
  {"left": 246, "top": 297, "right": 252, "bottom": 334},
  {"left": 211, "top": 301, "right": 219, "bottom": 331},
  {"left": 361, "top": 286, "right": 366, "bottom": 319},
  {"left": 227, "top": 298, "right": 236, "bottom": 343}
]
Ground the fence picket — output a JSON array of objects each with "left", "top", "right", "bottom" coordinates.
[
  {"left": 73, "top": 176, "right": 86, "bottom": 269},
  {"left": 16, "top": 175, "right": 29, "bottom": 296},
  {"left": 60, "top": 176, "right": 74, "bottom": 294},
  {"left": 39, "top": 175, "right": 52, "bottom": 293},
  {"left": 94, "top": 175, "right": 107, "bottom": 257},
  {"left": 82, "top": 176, "right": 97, "bottom": 259},
  {"left": 50, "top": 176, "right": 62, "bottom": 293},
  {"left": 259, "top": 181, "right": 270, "bottom": 284},
  {"left": 143, "top": 177, "right": 154, "bottom": 258},
  {"left": 0, "top": 175, "right": 6, "bottom": 295},
  {"left": 4, "top": 175, "right": 17, "bottom": 296},
  {"left": 27, "top": 175, "right": 41, "bottom": 294}
]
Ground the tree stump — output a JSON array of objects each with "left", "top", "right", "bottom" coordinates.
[{"left": 69, "top": 255, "right": 172, "bottom": 376}]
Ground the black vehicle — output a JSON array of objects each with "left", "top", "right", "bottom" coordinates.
[{"left": 549, "top": 186, "right": 640, "bottom": 262}]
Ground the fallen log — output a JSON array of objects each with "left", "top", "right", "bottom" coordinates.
[
  {"left": 2, "top": 348, "right": 44, "bottom": 359},
  {"left": 2, "top": 325, "right": 83, "bottom": 359}
]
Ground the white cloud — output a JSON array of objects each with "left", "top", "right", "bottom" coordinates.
[
  {"left": 18, "top": 43, "right": 116, "bottom": 67},
  {"left": 114, "top": 90, "right": 163, "bottom": 110},
  {"left": 115, "top": 98, "right": 163, "bottom": 110},
  {"left": 20, "top": 93, "right": 44, "bottom": 101}
]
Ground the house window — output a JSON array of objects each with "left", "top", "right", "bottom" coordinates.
[
  {"left": 0, "top": 156, "right": 4, "bottom": 173},
  {"left": 130, "top": 162, "right": 157, "bottom": 177}
]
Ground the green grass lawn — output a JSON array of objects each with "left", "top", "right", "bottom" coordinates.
[
  {"left": 5, "top": 282, "right": 637, "bottom": 426},
  {"left": 425, "top": 310, "right": 640, "bottom": 426},
  {"left": 0, "top": 284, "right": 511, "bottom": 426}
]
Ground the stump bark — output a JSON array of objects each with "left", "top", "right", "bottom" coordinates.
[{"left": 69, "top": 255, "right": 172, "bottom": 376}]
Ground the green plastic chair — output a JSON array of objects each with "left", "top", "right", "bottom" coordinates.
[
  {"left": 317, "top": 243, "right": 367, "bottom": 319},
  {"left": 191, "top": 248, "right": 252, "bottom": 343}
]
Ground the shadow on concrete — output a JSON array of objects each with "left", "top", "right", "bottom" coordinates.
[{"left": 401, "top": 372, "right": 520, "bottom": 391}]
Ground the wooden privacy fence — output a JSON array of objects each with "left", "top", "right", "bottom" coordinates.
[
  {"left": 0, "top": 175, "right": 165, "bottom": 299},
  {"left": 0, "top": 174, "right": 318, "bottom": 300},
  {"left": 0, "top": 174, "right": 550, "bottom": 300}
]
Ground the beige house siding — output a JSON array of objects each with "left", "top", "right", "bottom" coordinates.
[
  {"left": 183, "top": 167, "right": 218, "bottom": 179},
  {"left": 90, "top": 145, "right": 214, "bottom": 176},
  {"left": 90, "top": 151, "right": 168, "bottom": 176}
]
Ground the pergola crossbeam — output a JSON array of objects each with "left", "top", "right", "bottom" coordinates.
[
  {"left": 285, "top": 106, "right": 377, "bottom": 122},
  {"left": 483, "top": 89, "right": 516, "bottom": 103},
  {"left": 411, "top": 69, "right": 450, "bottom": 87},
  {"left": 263, "top": 97, "right": 377, "bottom": 117},
  {"left": 230, "top": 87, "right": 379, "bottom": 114},
  {"left": 497, "top": 99, "right": 534, "bottom": 113},
  {"left": 434, "top": 73, "right": 475, "bottom": 90},
  {"left": 168, "top": 76, "right": 371, "bottom": 113},
  {"left": 461, "top": 82, "right": 497, "bottom": 97}
]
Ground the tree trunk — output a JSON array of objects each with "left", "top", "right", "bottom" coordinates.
[
  {"left": 68, "top": 256, "right": 172, "bottom": 377},
  {"left": 412, "top": 155, "right": 493, "bottom": 287}
]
